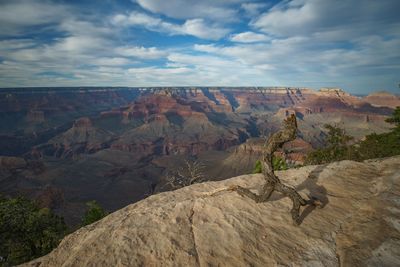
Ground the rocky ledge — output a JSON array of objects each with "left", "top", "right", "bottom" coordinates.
[{"left": 24, "top": 156, "right": 400, "bottom": 266}]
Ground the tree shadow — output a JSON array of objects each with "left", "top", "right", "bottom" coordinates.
[
  {"left": 297, "top": 165, "right": 329, "bottom": 224},
  {"left": 267, "top": 164, "right": 329, "bottom": 225}
]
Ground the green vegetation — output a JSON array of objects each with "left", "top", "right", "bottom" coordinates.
[
  {"left": 253, "top": 155, "right": 288, "bottom": 174},
  {"left": 305, "top": 124, "right": 354, "bottom": 164},
  {"left": 252, "top": 160, "right": 262, "bottom": 173},
  {"left": 272, "top": 155, "right": 288, "bottom": 171},
  {"left": 385, "top": 107, "right": 400, "bottom": 126},
  {"left": 81, "top": 201, "right": 107, "bottom": 226},
  {"left": 306, "top": 107, "right": 400, "bottom": 164},
  {"left": 0, "top": 195, "right": 108, "bottom": 266},
  {"left": 0, "top": 196, "right": 67, "bottom": 266},
  {"left": 355, "top": 107, "right": 400, "bottom": 159}
]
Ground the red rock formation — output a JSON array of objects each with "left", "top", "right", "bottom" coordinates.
[
  {"left": 33, "top": 117, "right": 115, "bottom": 158},
  {"left": 232, "top": 137, "right": 312, "bottom": 166},
  {"left": 73, "top": 117, "right": 92, "bottom": 128},
  {"left": 100, "top": 110, "right": 122, "bottom": 118},
  {"left": 234, "top": 138, "right": 264, "bottom": 155},
  {"left": 3, "top": 86, "right": 399, "bottom": 230},
  {"left": 36, "top": 186, "right": 64, "bottom": 210},
  {"left": 363, "top": 91, "right": 400, "bottom": 108},
  {"left": 122, "top": 94, "right": 181, "bottom": 122},
  {"left": 283, "top": 138, "right": 313, "bottom": 153},
  {"left": 285, "top": 152, "right": 307, "bottom": 165},
  {"left": 228, "top": 88, "right": 307, "bottom": 112},
  {"left": 26, "top": 110, "right": 45, "bottom": 123},
  {"left": 0, "top": 156, "right": 27, "bottom": 170}
]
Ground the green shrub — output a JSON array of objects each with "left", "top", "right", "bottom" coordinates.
[
  {"left": 385, "top": 106, "right": 400, "bottom": 127},
  {"left": 252, "top": 155, "right": 288, "bottom": 173},
  {"left": 306, "top": 107, "right": 400, "bottom": 164},
  {"left": 305, "top": 123, "right": 355, "bottom": 165},
  {"left": 0, "top": 196, "right": 67, "bottom": 266},
  {"left": 356, "top": 130, "right": 400, "bottom": 159},
  {"left": 272, "top": 156, "right": 288, "bottom": 171},
  {"left": 349, "top": 107, "right": 400, "bottom": 160},
  {"left": 252, "top": 160, "right": 262, "bottom": 173},
  {"left": 81, "top": 201, "right": 107, "bottom": 226}
]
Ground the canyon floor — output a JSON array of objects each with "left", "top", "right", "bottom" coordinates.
[{"left": 23, "top": 156, "right": 400, "bottom": 267}]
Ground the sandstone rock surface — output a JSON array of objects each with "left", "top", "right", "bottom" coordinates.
[{"left": 22, "top": 157, "right": 400, "bottom": 267}]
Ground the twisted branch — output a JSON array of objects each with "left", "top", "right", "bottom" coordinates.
[{"left": 230, "top": 114, "right": 319, "bottom": 225}]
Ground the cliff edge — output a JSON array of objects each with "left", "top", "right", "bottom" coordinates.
[{"left": 24, "top": 156, "right": 400, "bottom": 267}]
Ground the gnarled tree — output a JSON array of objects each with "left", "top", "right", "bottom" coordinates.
[{"left": 230, "top": 114, "right": 320, "bottom": 225}]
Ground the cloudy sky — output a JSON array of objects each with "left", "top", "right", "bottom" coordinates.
[{"left": 0, "top": 0, "right": 399, "bottom": 94}]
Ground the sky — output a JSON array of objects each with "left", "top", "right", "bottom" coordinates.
[{"left": 0, "top": 0, "right": 399, "bottom": 94}]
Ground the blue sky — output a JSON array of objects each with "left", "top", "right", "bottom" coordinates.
[{"left": 0, "top": 0, "right": 399, "bottom": 94}]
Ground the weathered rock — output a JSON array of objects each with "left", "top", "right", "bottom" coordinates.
[
  {"left": 26, "top": 109, "right": 45, "bottom": 123},
  {"left": 35, "top": 117, "right": 116, "bottom": 158},
  {"left": 0, "top": 156, "right": 27, "bottom": 170},
  {"left": 36, "top": 186, "right": 64, "bottom": 210},
  {"left": 23, "top": 156, "right": 400, "bottom": 267},
  {"left": 364, "top": 91, "right": 400, "bottom": 109}
]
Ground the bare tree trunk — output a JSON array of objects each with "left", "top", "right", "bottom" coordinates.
[{"left": 231, "top": 114, "right": 317, "bottom": 225}]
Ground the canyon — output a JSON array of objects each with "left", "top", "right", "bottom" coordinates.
[{"left": 0, "top": 87, "right": 398, "bottom": 225}]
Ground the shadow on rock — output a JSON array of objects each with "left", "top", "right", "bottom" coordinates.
[
  {"left": 268, "top": 164, "right": 329, "bottom": 225},
  {"left": 297, "top": 165, "right": 329, "bottom": 224}
]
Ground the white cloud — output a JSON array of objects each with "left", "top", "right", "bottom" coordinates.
[
  {"left": 193, "top": 44, "right": 220, "bottom": 53},
  {"left": 230, "top": 31, "right": 269, "bottom": 43},
  {"left": 135, "top": 0, "right": 243, "bottom": 21},
  {"left": 180, "top": 19, "right": 230, "bottom": 40},
  {"left": 124, "top": 53, "right": 270, "bottom": 86},
  {"left": 53, "top": 36, "right": 110, "bottom": 53},
  {"left": 252, "top": 1, "right": 316, "bottom": 37},
  {"left": 0, "top": 39, "right": 36, "bottom": 50},
  {"left": 0, "top": 0, "right": 399, "bottom": 93},
  {"left": 111, "top": 12, "right": 161, "bottom": 27},
  {"left": 93, "top": 57, "right": 131, "bottom": 66},
  {"left": 115, "top": 46, "right": 167, "bottom": 59},
  {"left": 252, "top": 0, "right": 400, "bottom": 39},
  {"left": 0, "top": 0, "right": 69, "bottom": 36},
  {"left": 127, "top": 66, "right": 190, "bottom": 75},
  {"left": 191, "top": 31, "right": 400, "bottom": 91},
  {"left": 241, "top": 2, "right": 268, "bottom": 17},
  {"left": 111, "top": 12, "right": 229, "bottom": 40},
  {"left": 168, "top": 53, "right": 237, "bottom": 68},
  {"left": 58, "top": 19, "right": 113, "bottom": 37}
]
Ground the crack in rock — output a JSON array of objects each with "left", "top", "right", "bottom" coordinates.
[{"left": 188, "top": 201, "right": 200, "bottom": 266}]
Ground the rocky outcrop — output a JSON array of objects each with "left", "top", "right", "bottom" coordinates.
[
  {"left": 231, "top": 137, "right": 313, "bottom": 166},
  {"left": 109, "top": 92, "right": 246, "bottom": 158},
  {"left": 24, "top": 156, "right": 400, "bottom": 266},
  {"left": 26, "top": 110, "right": 45, "bottom": 123},
  {"left": 35, "top": 117, "right": 115, "bottom": 158},
  {"left": 0, "top": 156, "right": 45, "bottom": 176},
  {"left": 2, "top": 87, "right": 395, "bottom": 158},
  {"left": 120, "top": 89, "right": 235, "bottom": 124},
  {"left": 364, "top": 91, "right": 400, "bottom": 109},
  {"left": 0, "top": 156, "right": 27, "bottom": 170},
  {"left": 36, "top": 186, "right": 65, "bottom": 210},
  {"left": 111, "top": 133, "right": 240, "bottom": 158},
  {"left": 233, "top": 137, "right": 265, "bottom": 155}
]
